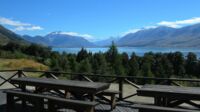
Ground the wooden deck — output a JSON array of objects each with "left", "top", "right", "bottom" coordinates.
[
  {"left": 0, "top": 90, "right": 137, "bottom": 112},
  {"left": 1, "top": 71, "right": 200, "bottom": 112}
]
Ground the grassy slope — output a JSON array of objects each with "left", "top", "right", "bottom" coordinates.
[
  {"left": 0, "top": 58, "right": 49, "bottom": 77},
  {"left": 0, "top": 58, "right": 48, "bottom": 71}
]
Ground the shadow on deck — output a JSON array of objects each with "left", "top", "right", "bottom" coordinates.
[
  {"left": 0, "top": 90, "right": 137, "bottom": 112},
  {"left": 0, "top": 102, "right": 137, "bottom": 112}
]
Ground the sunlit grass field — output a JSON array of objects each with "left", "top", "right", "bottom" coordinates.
[
  {"left": 0, "top": 58, "right": 48, "bottom": 70},
  {"left": 0, "top": 58, "right": 49, "bottom": 77}
]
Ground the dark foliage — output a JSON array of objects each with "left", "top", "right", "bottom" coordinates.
[{"left": 0, "top": 42, "right": 200, "bottom": 78}]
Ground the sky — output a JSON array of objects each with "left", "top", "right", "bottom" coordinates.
[{"left": 0, "top": 0, "right": 200, "bottom": 41}]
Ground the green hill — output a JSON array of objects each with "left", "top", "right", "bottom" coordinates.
[{"left": 0, "top": 25, "right": 28, "bottom": 45}]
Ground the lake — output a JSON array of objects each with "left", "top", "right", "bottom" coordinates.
[{"left": 53, "top": 47, "right": 200, "bottom": 58}]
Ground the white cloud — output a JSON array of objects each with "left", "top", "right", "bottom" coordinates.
[
  {"left": 14, "top": 26, "right": 43, "bottom": 31},
  {"left": 122, "top": 25, "right": 157, "bottom": 36},
  {"left": 60, "top": 32, "right": 94, "bottom": 41},
  {"left": 144, "top": 25, "right": 157, "bottom": 29},
  {"left": 157, "top": 17, "right": 200, "bottom": 28},
  {"left": 157, "top": 21, "right": 179, "bottom": 28},
  {"left": 123, "top": 17, "right": 200, "bottom": 35},
  {"left": 0, "top": 17, "right": 43, "bottom": 31},
  {"left": 0, "top": 17, "right": 31, "bottom": 26}
]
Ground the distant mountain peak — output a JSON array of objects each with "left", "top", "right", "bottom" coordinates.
[
  {"left": 94, "top": 36, "right": 120, "bottom": 46},
  {"left": 117, "top": 23, "right": 200, "bottom": 48},
  {"left": 48, "top": 31, "right": 63, "bottom": 35},
  {"left": 22, "top": 31, "right": 95, "bottom": 47},
  {"left": 47, "top": 31, "right": 82, "bottom": 38}
]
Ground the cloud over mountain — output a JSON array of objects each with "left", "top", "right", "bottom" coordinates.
[
  {"left": 0, "top": 17, "right": 43, "bottom": 31},
  {"left": 157, "top": 17, "right": 200, "bottom": 28},
  {"left": 123, "top": 17, "right": 200, "bottom": 35},
  {"left": 57, "top": 32, "right": 94, "bottom": 41}
]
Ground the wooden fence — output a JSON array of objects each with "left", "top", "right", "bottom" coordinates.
[{"left": 1, "top": 70, "right": 200, "bottom": 102}]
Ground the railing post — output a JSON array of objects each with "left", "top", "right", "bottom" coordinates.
[
  {"left": 78, "top": 74, "right": 83, "bottom": 81},
  {"left": 44, "top": 72, "right": 50, "bottom": 78},
  {"left": 166, "top": 79, "right": 172, "bottom": 85},
  {"left": 17, "top": 70, "right": 23, "bottom": 78},
  {"left": 118, "top": 77, "right": 124, "bottom": 100},
  {"left": 70, "top": 73, "right": 73, "bottom": 80}
]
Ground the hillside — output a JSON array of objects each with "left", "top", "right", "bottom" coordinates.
[
  {"left": 0, "top": 25, "right": 28, "bottom": 45},
  {"left": 22, "top": 35, "right": 48, "bottom": 46},
  {"left": 117, "top": 23, "right": 200, "bottom": 48},
  {"left": 0, "top": 58, "right": 48, "bottom": 70}
]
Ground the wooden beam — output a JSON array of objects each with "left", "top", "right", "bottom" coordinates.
[
  {"left": 124, "top": 78, "right": 140, "bottom": 89},
  {"left": 81, "top": 75, "right": 94, "bottom": 82}
]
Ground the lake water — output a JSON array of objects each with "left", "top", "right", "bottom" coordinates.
[{"left": 53, "top": 47, "right": 200, "bottom": 58}]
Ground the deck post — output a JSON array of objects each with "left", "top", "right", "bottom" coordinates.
[
  {"left": 166, "top": 79, "right": 172, "bottom": 85},
  {"left": 44, "top": 72, "right": 50, "bottom": 78},
  {"left": 6, "top": 94, "right": 14, "bottom": 112},
  {"left": 78, "top": 74, "right": 83, "bottom": 81},
  {"left": 118, "top": 77, "right": 124, "bottom": 100},
  {"left": 17, "top": 70, "right": 23, "bottom": 78}
]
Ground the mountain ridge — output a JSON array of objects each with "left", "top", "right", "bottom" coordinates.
[
  {"left": 1, "top": 23, "right": 200, "bottom": 48},
  {"left": 94, "top": 37, "right": 119, "bottom": 47},
  {"left": 0, "top": 25, "right": 28, "bottom": 45},
  {"left": 22, "top": 31, "right": 96, "bottom": 47},
  {"left": 116, "top": 23, "right": 200, "bottom": 48}
]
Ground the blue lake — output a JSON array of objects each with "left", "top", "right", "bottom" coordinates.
[{"left": 53, "top": 47, "right": 200, "bottom": 58}]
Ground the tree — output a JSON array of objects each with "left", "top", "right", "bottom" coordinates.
[
  {"left": 129, "top": 52, "right": 139, "bottom": 76},
  {"left": 3, "top": 42, "right": 22, "bottom": 52},
  {"left": 196, "top": 61, "right": 200, "bottom": 77},
  {"left": 161, "top": 55, "right": 174, "bottom": 78},
  {"left": 140, "top": 53, "right": 154, "bottom": 83},
  {"left": 171, "top": 52, "right": 185, "bottom": 77},
  {"left": 121, "top": 52, "right": 130, "bottom": 75},
  {"left": 106, "top": 42, "right": 118, "bottom": 65},
  {"left": 106, "top": 42, "right": 125, "bottom": 76},
  {"left": 59, "top": 53, "right": 71, "bottom": 72},
  {"left": 68, "top": 56, "right": 78, "bottom": 73},
  {"left": 78, "top": 58, "right": 92, "bottom": 73},
  {"left": 92, "top": 53, "right": 108, "bottom": 74},
  {"left": 141, "top": 53, "right": 154, "bottom": 77},
  {"left": 98, "top": 54, "right": 109, "bottom": 75},
  {"left": 151, "top": 53, "right": 165, "bottom": 77},
  {"left": 113, "top": 55, "right": 125, "bottom": 76},
  {"left": 185, "top": 52, "right": 197, "bottom": 76},
  {"left": 76, "top": 48, "right": 88, "bottom": 62}
]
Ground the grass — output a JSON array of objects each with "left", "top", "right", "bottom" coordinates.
[
  {"left": 0, "top": 58, "right": 49, "bottom": 77},
  {"left": 0, "top": 58, "right": 49, "bottom": 71}
]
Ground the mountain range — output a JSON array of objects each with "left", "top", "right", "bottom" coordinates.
[
  {"left": 22, "top": 32, "right": 95, "bottom": 47},
  {"left": 116, "top": 23, "right": 200, "bottom": 48},
  {"left": 1, "top": 23, "right": 200, "bottom": 48},
  {"left": 94, "top": 37, "right": 120, "bottom": 46}
]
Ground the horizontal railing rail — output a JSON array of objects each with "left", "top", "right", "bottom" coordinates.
[{"left": 0, "top": 69, "right": 200, "bottom": 101}]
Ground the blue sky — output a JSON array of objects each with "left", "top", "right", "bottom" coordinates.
[{"left": 0, "top": 0, "right": 200, "bottom": 41}]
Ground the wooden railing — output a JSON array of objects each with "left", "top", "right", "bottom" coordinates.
[{"left": 1, "top": 70, "right": 200, "bottom": 102}]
